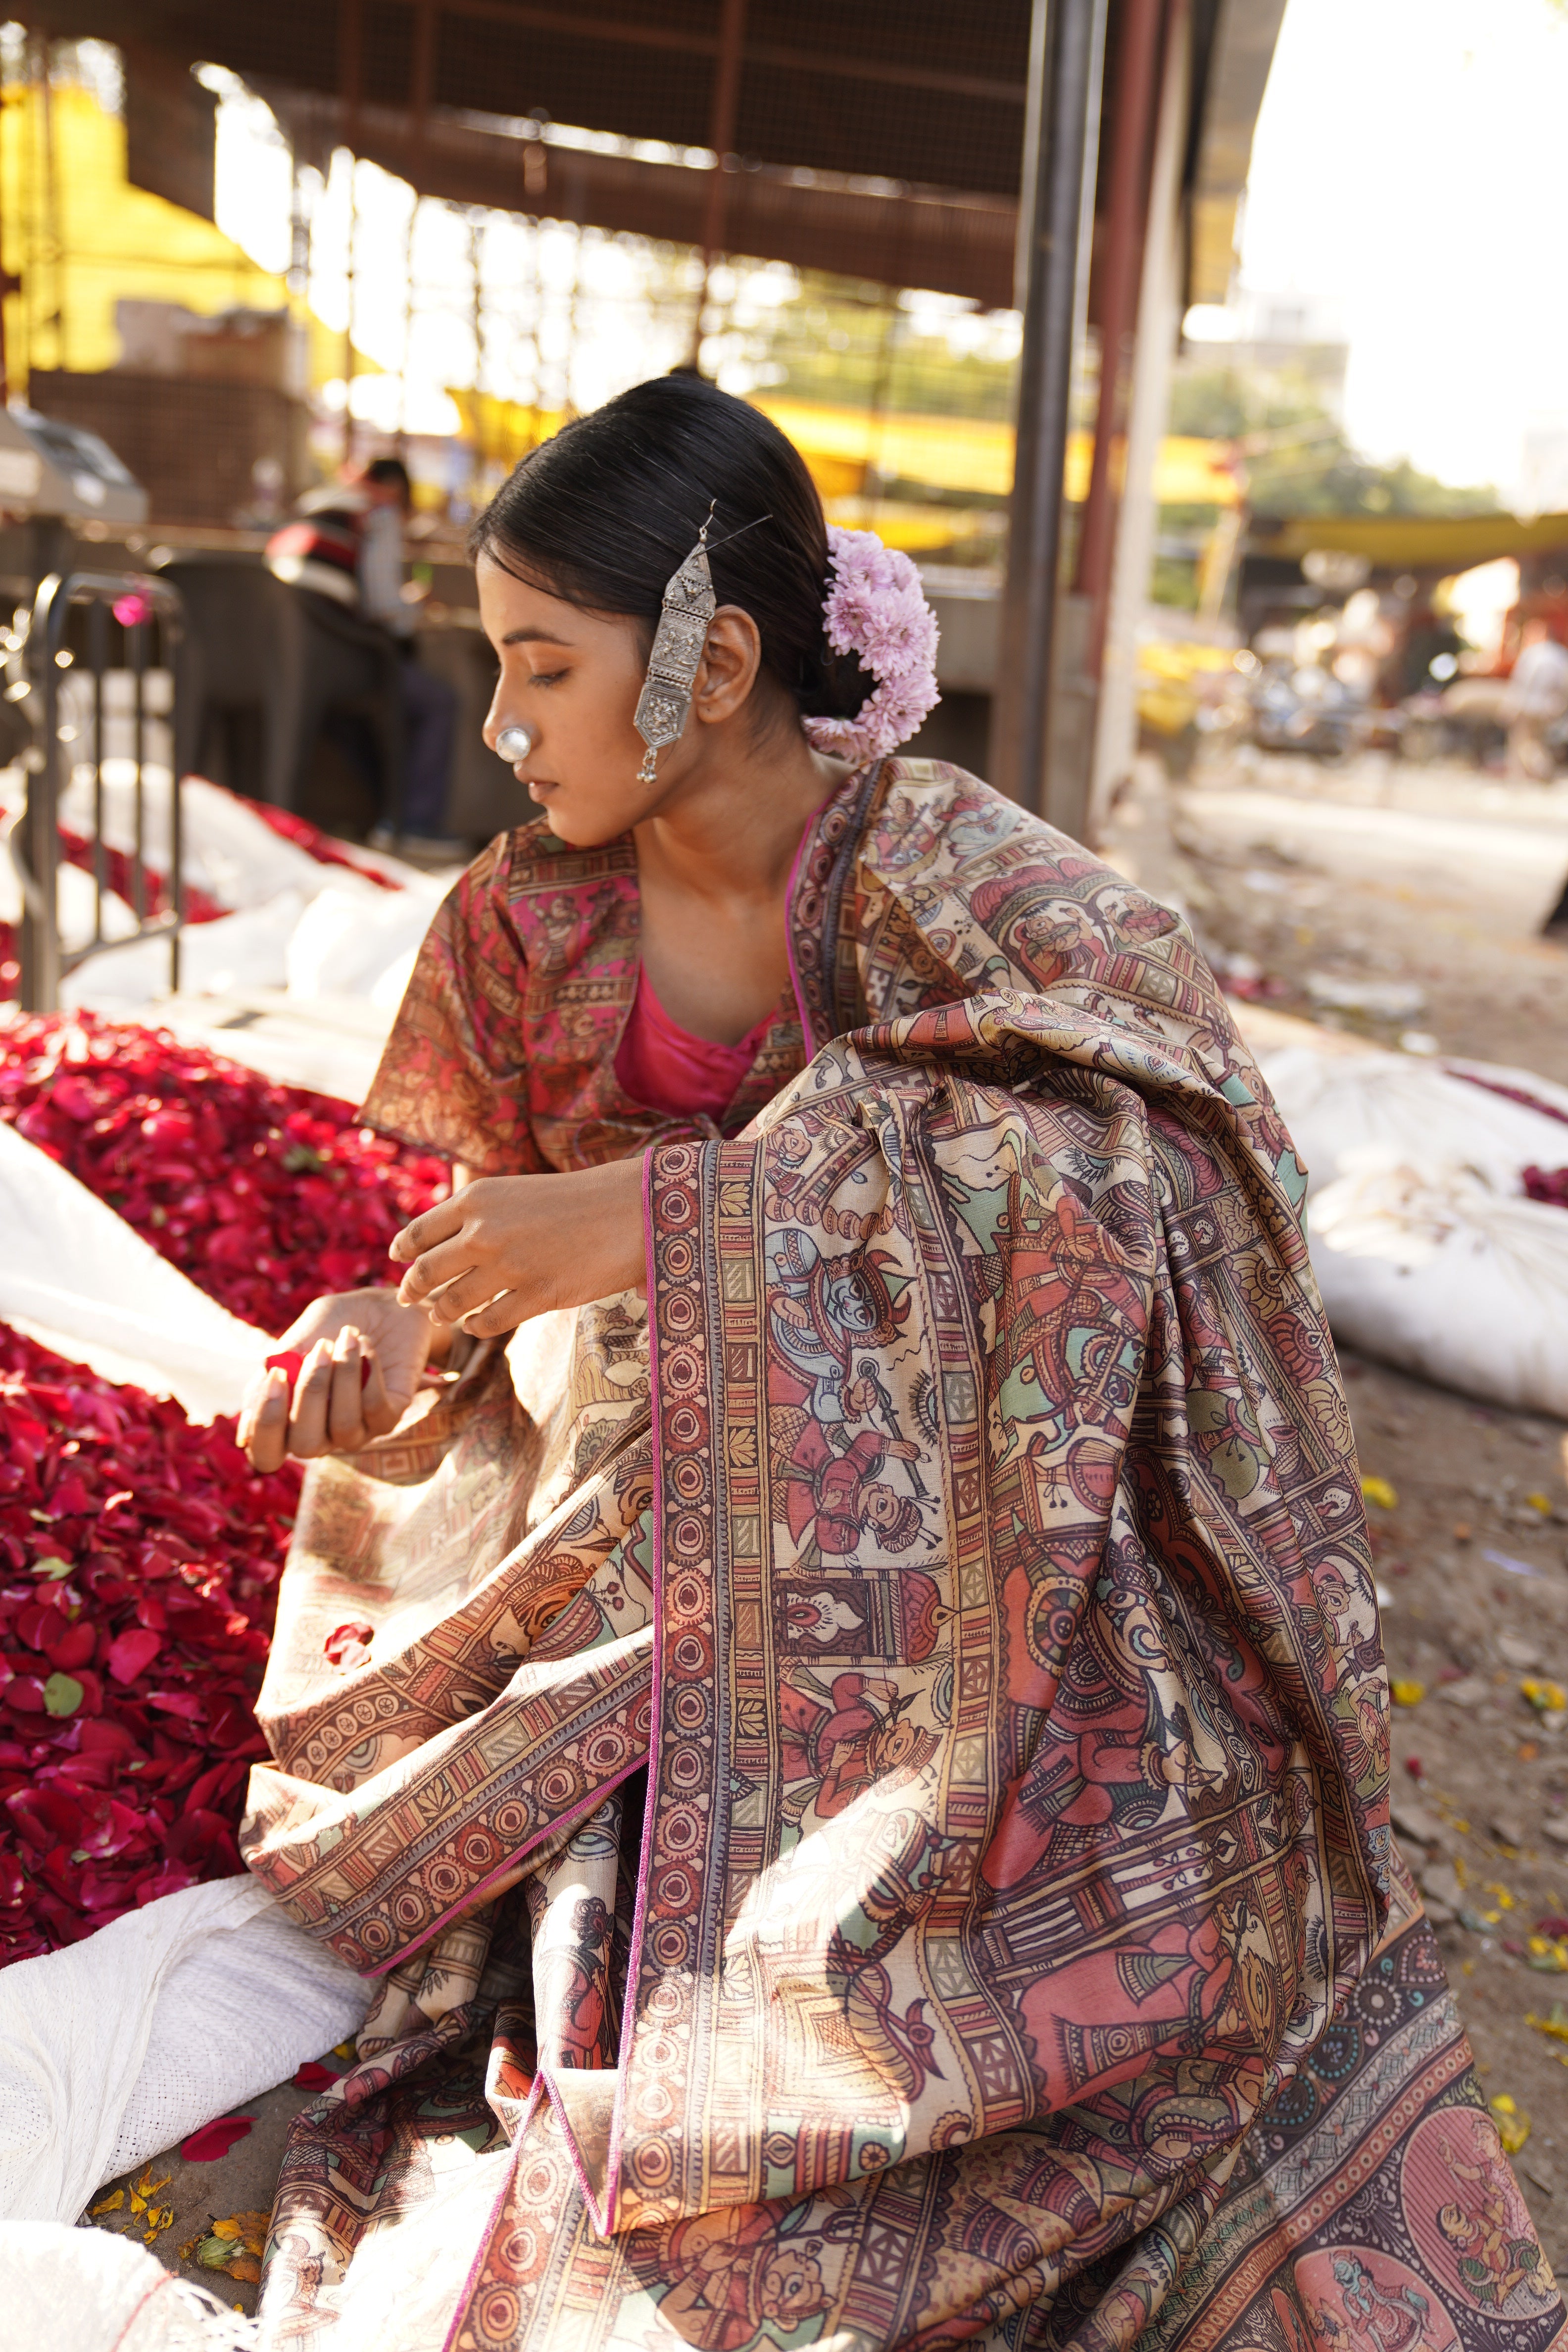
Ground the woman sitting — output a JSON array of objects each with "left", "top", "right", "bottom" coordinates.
[{"left": 236, "top": 377, "right": 1557, "bottom": 2352}]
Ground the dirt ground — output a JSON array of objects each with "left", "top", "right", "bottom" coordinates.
[{"left": 82, "top": 744, "right": 1568, "bottom": 2302}]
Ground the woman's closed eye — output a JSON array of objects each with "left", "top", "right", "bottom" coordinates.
[{"left": 529, "top": 669, "right": 568, "bottom": 689}]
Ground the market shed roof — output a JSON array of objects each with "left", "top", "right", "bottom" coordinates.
[{"left": 40, "top": 0, "right": 1282, "bottom": 310}]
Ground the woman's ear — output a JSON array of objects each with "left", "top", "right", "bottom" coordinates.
[{"left": 694, "top": 606, "right": 763, "bottom": 724}]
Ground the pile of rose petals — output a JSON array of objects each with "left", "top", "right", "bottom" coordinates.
[
  {"left": 0, "top": 1012, "right": 447, "bottom": 1333},
  {"left": 0, "top": 1320, "right": 302, "bottom": 1965}
]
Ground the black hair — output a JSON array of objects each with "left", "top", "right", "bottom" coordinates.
[
  {"left": 364, "top": 455, "right": 412, "bottom": 498},
  {"left": 470, "top": 375, "right": 870, "bottom": 732}
]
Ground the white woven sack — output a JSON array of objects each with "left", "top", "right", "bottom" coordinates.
[
  {"left": 1308, "top": 1154, "right": 1568, "bottom": 1416},
  {"left": 1257, "top": 1043, "right": 1568, "bottom": 1200},
  {"left": 0, "top": 1875, "right": 371, "bottom": 2229},
  {"left": 0, "top": 2222, "right": 256, "bottom": 2351}
]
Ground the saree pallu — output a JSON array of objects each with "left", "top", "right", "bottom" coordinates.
[{"left": 239, "top": 766, "right": 1563, "bottom": 2350}]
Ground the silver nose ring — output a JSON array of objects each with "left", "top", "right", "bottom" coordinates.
[{"left": 496, "top": 725, "right": 535, "bottom": 764}]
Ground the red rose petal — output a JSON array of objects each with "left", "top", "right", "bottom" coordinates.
[
  {"left": 180, "top": 2114, "right": 253, "bottom": 2161},
  {"left": 106, "top": 1628, "right": 163, "bottom": 1686},
  {"left": 44, "top": 1621, "right": 96, "bottom": 1672},
  {"left": 0, "top": 1010, "right": 439, "bottom": 1966},
  {"left": 323, "top": 1621, "right": 375, "bottom": 1670},
  {"left": 292, "top": 2060, "right": 337, "bottom": 2089}
]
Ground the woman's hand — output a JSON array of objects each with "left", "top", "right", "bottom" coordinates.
[
  {"left": 389, "top": 1159, "right": 647, "bottom": 1337},
  {"left": 238, "top": 1288, "right": 439, "bottom": 1473}
]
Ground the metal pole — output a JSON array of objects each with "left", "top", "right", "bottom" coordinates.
[
  {"left": 1074, "top": 0, "right": 1166, "bottom": 675},
  {"left": 18, "top": 572, "right": 64, "bottom": 1013},
  {"left": 340, "top": 0, "right": 364, "bottom": 467},
  {"left": 469, "top": 214, "right": 486, "bottom": 504},
  {"left": 994, "top": 0, "right": 1108, "bottom": 817},
  {"left": 89, "top": 596, "right": 106, "bottom": 948},
  {"left": 167, "top": 607, "right": 184, "bottom": 997},
  {"left": 689, "top": 0, "right": 748, "bottom": 369},
  {"left": 1087, "top": 0, "right": 1189, "bottom": 840}
]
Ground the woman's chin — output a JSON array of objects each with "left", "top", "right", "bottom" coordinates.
[{"left": 529, "top": 794, "right": 630, "bottom": 848}]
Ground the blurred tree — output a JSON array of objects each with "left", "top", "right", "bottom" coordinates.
[
  {"left": 1168, "top": 361, "right": 1497, "bottom": 518},
  {"left": 721, "top": 275, "right": 1020, "bottom": 421}
]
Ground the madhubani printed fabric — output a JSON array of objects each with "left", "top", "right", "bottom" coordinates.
[{"left": 239, "top": 762, "right": 1563, "bottom": 2351}]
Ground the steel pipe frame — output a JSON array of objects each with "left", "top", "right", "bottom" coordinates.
[
  {"left": 994, "top": 0, "right": 1108, "bottom": 820},
  {"left": 15, "top": 571, "right": 187, "bottom": 1015},
  {"left": 1073, "top": 0, "right": 1168, "bottom": 679}
]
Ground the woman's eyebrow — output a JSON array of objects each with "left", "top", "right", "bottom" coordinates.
[{"left": 501, "top": 626, "right": 574, "bottom": 647}]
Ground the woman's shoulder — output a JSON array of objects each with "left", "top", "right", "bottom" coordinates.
[
  {"left": 438, "top": 819, "right": 640, "bottom": 969},
  {"left": 864, "top": 756, "right": 1082, "bottom": 878}
]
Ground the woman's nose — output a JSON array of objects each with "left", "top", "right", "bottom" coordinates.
[{"left": 495, "top": 724, "right": 535, "bottom": 764}]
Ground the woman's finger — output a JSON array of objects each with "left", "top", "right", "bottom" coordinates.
[
  {"left": 459, "top": 1288, "right": 531, "bottom": 1338},
  {"left": 360, "top": 1344, "right": 401, "bottom": 1439},
  {"left": 286, "top": 1339, "right": 336, "bottom": 1458},
  {"left": 327, "top": 1328, "right": 369, "bottom": 1452},
  {"left": 421, "top": 1264, "right": 518, "bottom": 1322},
  {"left": 390, "top": 1194, "right": 469, "bottom": 1266},
  {"left": 396, "top": 1231, "right": 485, "bottom": 1306},
  {"left": 241, "top": 1365, "right": 290, "bottom": 1473}
]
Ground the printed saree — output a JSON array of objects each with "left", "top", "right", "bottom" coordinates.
[{"left": 240, "top": 761, "right": 1563, "bottom": 2351}]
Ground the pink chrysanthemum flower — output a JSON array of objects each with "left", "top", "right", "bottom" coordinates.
[{"left": 803, "top": 526, "right": 941, "bottom": 766}]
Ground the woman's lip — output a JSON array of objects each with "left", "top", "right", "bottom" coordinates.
[{"left": 526, "top": 779, "right": 559, "bottom": 798}]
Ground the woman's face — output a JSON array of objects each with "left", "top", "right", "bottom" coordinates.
[
  {"left": 476, "top": 550, "right": 767, "bottom": 848},
  {"left": 476, "top": 553, "right": 656, "bottom": 846}
]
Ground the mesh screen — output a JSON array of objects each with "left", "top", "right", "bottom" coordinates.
[{"left": 51, "top": 0, "right": 1031, "bottom": 198}]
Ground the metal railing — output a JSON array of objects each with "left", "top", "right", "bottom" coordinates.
[{"left": 12, "top": 570, "right": 188, "bottom": 1014}]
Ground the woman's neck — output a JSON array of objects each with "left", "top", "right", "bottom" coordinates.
[
  {"left": 632, "top": 726, "right": 844, "bottom": 908},
  {"left": 629, "top": 719, "right": 849, "bottom": 1044}
]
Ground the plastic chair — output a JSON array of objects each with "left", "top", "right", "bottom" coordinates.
[{"left": 153, "top": 552, "right": 403, "bottom": 821}]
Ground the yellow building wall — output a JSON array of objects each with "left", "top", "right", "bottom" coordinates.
[{"left": 0, "top": 79, "right": 353, "bottom": 391}]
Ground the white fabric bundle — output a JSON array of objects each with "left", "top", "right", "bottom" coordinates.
[
  {"left": 50, "top": 770, "right": 422, "bottom": 914},
  {"left": 283, "top": 877, "right": 447, "bottom": 1008},
  {"left": 0, "top": 1875, "right": 371, "bottom": 2229},
  {"left": 1247, "top": 1031, "right": 1568, "bottom": 1414},
  {"left": 0, "top": 1122, "right": 269, "bottom": 1418},
  {"left": 60, "top": 891, "right": 309, "bottom": 1011},
  {"left": 1256, "top": 1040, "right": 1568, "bottom": 1200},
  {"left": 1308, "top": 1154, "right": 1568, "bottom": 1417},
  {"left": 0, "top": 2222, "right": 257, "bottom": 2351}
]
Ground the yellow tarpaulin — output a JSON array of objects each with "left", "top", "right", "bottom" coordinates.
[
  {"left": 447, "top": 389, "right": 568, "bottom": 471},
  {"left": 1256, "top": 510, "right": 1568, "bottom": 570},
  {"left": 751, "top": 398, "right": 1241, "bottom": 508},
  {"left": 0, "top": 80, "right": 367, "bottom": 390}
]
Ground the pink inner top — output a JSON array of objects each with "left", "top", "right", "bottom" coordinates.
[{"left": 614, "top": 969, "right": 772, "bottom": 1121}]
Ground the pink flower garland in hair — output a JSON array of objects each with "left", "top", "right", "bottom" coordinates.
[{"left": 802, "top": 525, "right": 940, "bottom": 766}]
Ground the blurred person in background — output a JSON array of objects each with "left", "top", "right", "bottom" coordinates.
[
  {"left": 1504, "top": 614, "right": 1568, "bottom": 780},
  {"left": 268, "top": 455, "right": 463, "bottom": 854},
  {"left": 1388, "top": 601, "right": 1463, "bottom": 701}
]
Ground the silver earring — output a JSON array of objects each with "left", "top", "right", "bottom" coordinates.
[
  {"left": 496, "top": 724, "right": 534, "bottom": 764},
  {"left": 635, "top": 503, "right": 717, "bottom": 785}
]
